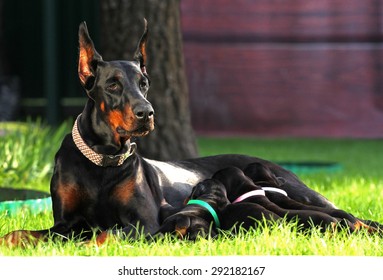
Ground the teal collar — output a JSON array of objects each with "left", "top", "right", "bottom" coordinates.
[{"left": 187, "top": 199, "right": 221, "bottom": 228}]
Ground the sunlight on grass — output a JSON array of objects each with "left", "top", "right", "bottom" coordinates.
[
  {"left": 2, "top": 218, "right": 382, "bottom": 256},
  {"left": 0, "top": 120, "right": 71, "bottom": 192}
]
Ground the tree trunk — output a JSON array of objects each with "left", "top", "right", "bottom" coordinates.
[
  {"left": 99, "top": 0, "right": 199, "bottom": 161},
  {"left": 0, "top": 0, "right": 20, "bottom": 121},
  {"left": 0, "top": 0, "right": 5, "bottom": 76}
]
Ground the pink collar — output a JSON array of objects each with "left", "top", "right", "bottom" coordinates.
[
  {"left": 262, "top": 187, "right": 288, "bottom": 197},
  {"left": 232, "top": 189, "right": 266, "bottom": 204}
]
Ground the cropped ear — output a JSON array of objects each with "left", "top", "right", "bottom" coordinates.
[
  {"left": 133, "top": 18, "right": 149, "bottom": 75},
  {"left": 78, "top": 21, "right": 103, "bottom": 90},
  {"left": 189, "top": 182, "right": 208, "bottom": 199}
]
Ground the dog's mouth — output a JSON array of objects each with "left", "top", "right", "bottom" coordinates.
[
  {"left": 116, "top": 123, "right": 153, "bottom": 138},
  {"left": 116, "top": 126, "right": 129, "bottom": 136},
  {"left": 107, "top": 105, "right": 154, "bottom": 141}
]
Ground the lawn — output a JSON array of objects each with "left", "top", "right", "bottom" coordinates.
[{"left": 0, "top": 122, "right": 382, "bottom": 256}]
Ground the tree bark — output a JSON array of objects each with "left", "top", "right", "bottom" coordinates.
[
  {"left": 0, "top": 0, "right": 5, "bottom": 76},
  {"left": 99, "top": 0, "right": 198, "bottom": 161}
]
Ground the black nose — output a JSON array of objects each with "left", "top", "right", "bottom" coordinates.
[{"left": 133, "top": 103, "right": 154, "bottom": 120}]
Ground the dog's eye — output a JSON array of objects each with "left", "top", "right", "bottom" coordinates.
[
  {"left": 139, "top": 79, "right": 148, "bottom": 91},
  {"left": 107, "top": 83, "right": 120, "bottom": 92}
]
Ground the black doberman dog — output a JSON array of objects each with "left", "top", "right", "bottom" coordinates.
[
  {"left": 212, "top": 166, "right": 358, "bottom": 232},
  {"left": 0, "top": 20, "right": 369, "bottom": 246},
  {"left": 154, "top": 179, "right": 279, "bottom": 240}
]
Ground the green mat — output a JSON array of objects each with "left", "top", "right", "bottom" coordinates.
[{"left": 0, "top": 187, "right": 52, "bottom": 216}]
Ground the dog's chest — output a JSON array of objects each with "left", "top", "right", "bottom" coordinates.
[{"left": 144, "top": 159, "right": 203, "bottom": 189}]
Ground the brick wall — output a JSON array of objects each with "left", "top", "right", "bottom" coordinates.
[{"left": 181, "top": 0, "right": 383, "bottom": 137}]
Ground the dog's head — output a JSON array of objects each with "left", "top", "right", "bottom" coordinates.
[
  {"left": 188, "top": 179, "right": 230, "bottom": 209},
  {"left": 243, "top": 162, "right": 282, "bottom": 187},
  {"left": 212, "top": 166, "right": 257, "bottom": 201},
  {"left": 78, "top": 20, "right": 154, "bottom": 145}
]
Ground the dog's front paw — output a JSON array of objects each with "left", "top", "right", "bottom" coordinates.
[
  {"left": 81, "top": 231, "right": 112, "bottom": 247},
  {"left": 0, "top": 230, "right": 42, "bottom": 248},
  {"left": 94, "top": 231, "right": 111, "bottom": 246}
]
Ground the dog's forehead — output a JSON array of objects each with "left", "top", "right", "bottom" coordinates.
[
  {"left": 102, "top": 61, "right": 142, "bottom": 78},
  {"left": 195, "top": 179, "right": 225, "bottom": 194},
  {"left": 205, "top": 179, "right": 224, "bottom": 189}
]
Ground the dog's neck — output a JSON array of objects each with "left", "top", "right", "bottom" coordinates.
[
  {"left": 72, "top": 115, "right": 136, "bottom": 167},
  {"left": 78, "top": 100, "right": 130, "bottom": 155},
  {"left": 199, "top": 191, "right": 229, "bottom": 212}
]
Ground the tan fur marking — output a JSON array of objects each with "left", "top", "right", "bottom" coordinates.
[
  {"left": 354, "top": 220, "right": 377, "bottom": 233},
  {"left": 0, "top": 230, "right": 44, "bottom": 248},
  {"left": 100, "top": 101, "right": 105, "bottom": 112},
  {"left": 108, "top": 106, "right": 135, "bottom": 130},
  {"left": 56, "top": 183, "right": 82, "bottom": 212},
  {"left": 113, "top": 176, "right": 136, "bottom": 204},
  {"left": 107, "top": 105, "right": 136, "bottom": 144},
  {"left": 175, "top": 226, "right": 188, "bottom": 239}
]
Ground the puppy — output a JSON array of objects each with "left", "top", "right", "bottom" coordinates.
[{"left": 152, "top": 179, "right": 229, "bottom": 240}]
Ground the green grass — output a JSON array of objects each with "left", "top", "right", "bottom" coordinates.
[
  {"left": 1, "top": 123, "right": 383, "bottom": 256},
  {"left": 0, "top": 120, "right": 71, "bottom": 192}
]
